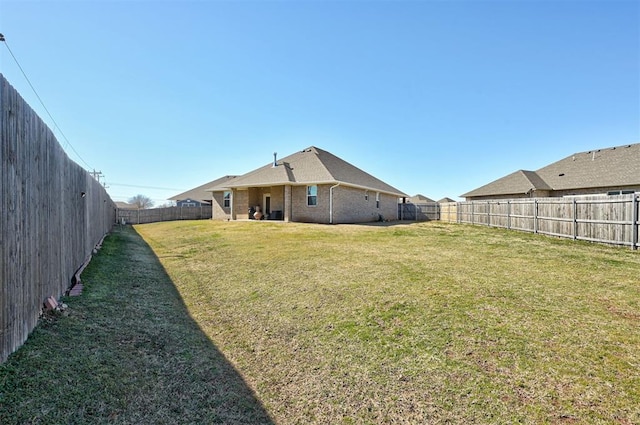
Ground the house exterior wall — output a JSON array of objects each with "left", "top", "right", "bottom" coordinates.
[
  {"left": 332, "top": 186, "right": 398, "bottom": 223},
  {"left": 290, "top": 184, "right": 331, "bottom": 223},
  {"left": 244, "top": 186, "right": 285, "bottom": 219},
  {"left": 211, "top": 192, "right": 231, "bottom": 220},
  {"left": 247, "top": 188, "right": 261, "bottom": 215},
  {"left": 216, "top": 184, "right": 402, "bottom": 223},
  {"left": 290, "top": 184, "right": 399, "bottom": 224},
  {"left": 213, "top": 187, "right": 288, "bottom": 220},
  {"left": 233, "top": 189, "right": 250, "bottom": 220},
  {"left": 284, "top": 185, "right": 292, "bottom": 222},
  {"left": 550, "top": 185, "right": 640, "bottom": 197}
]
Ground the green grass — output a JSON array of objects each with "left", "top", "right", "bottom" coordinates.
[
  {"left": 0, "top": 225, "right": 273, "bottom": 424},
  {"left": 136, "top": 220, "right": 640, "bottom": 424},
  {"left": 2, "top": 221, "right": 639, "bottom": 424}
]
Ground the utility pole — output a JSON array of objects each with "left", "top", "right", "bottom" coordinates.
[{"left": 89, "top": 169, "right": 104, "bottom": 184}]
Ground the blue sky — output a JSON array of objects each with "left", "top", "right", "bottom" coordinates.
[{"left": 1, "top": 0, "right": 638, "bottom": 204}]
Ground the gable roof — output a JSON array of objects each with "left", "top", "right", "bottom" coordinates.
[
  {"left": 437, "top": 197, "right": 456, "bottom": 203},
  {"left": 462, "top": 170, "right": 552, "bottom": 198},
  {"left": 407, "top": 194, "right": 436, "bottom": 203},
  {"left": 462, "top": 143, "right": 640, "bottom": 198},
  {"left": 536, "top": 143, "right": 640, "bottom": 190},
  {"left": 169, "top": 175, "right": 239, "bottom": 203},
  {"left": 213, "top": 146, "right": 407, "bottom": 197},
  {"left": 115, "top": 201, "right": 137, "bottom": 210}
]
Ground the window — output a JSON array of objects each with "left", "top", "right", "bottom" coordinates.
[
  {"left": 223, "top": 191, "right": 231, "bottom": 208},
  {"left": 376, "top": 192, "right": 380, "bottom": 208},
  {"left": 307, "top": 185, "right": 317, "bottom": 206},
  {"left": 607, "top": 190, "right": 635, "bottom": 196},
  {"left": 364, "top": 191, "right": 369, "bottom": 201}
]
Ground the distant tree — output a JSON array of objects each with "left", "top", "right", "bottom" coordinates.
[{"left": 129, "top": 194, "right": 154, "bottom": 209}]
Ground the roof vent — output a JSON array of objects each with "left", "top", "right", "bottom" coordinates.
[
  {"left": 558, "top": 173, "right": 565, "bottom": 177},
  {"left": 272, "top": 152, "right": 277, "bottom": 167}
]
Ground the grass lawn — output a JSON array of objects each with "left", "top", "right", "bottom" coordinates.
[
  {"left": 136, "top": 220, "right": 640, "bottom": 424},
  {"left": 2, "top": 221, "right": 639, "bottom": 424},
  {"left": 0, "top": 225, "right": 273, "bottom": 424}
]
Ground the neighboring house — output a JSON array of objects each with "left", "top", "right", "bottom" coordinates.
[
  {"left": 406, "top": 194, "right": 436, "bottom": 204},
  {"left": 169, "top": 176, "right": 238, "bottom": 207},
  {"left": 462, "top": 143, "right": 640, "bottom": 201},
  {"left": 115, "top": 201, "right": 137, "bottom": 209},
  {"left": 208, "top": 146, "right": 407, "bottom": 224},
  {"left": 437, "top": 197, "right": 456, "bottom": 203}
]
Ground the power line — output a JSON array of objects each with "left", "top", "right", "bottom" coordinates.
[
  {"left": 108, "top": 182, "right": 185, "bottom": 191},
  {"left": 89, "top": 169, "right": 104, "bottom": 184},
  {"left": 0, "top": 33, "right": 93, "bottom": 170}
]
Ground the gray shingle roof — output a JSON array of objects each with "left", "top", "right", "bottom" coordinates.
[
  {"left": 537, "top": 144, "right": 640, "bottom": 190},
  {"left": 214, "top": 146, "right": 407, "bottom": 196},
  {"left": 462, "top": 170, "right": 552, "bottom": 197},
  {"left": 437, "top": 197, "right": 456, "bottom": 203},
  {"left": 169, "top": 175, "right": 239, "bottom": 202},
  {"left": 115, "top": 201, "right": 137, "bottom": 209},
  {"left": 462, "top": 143, "right": 640, "bottom": 197},
  {"left": 408, "top": 194, "right": 436, "bottom": 203}
]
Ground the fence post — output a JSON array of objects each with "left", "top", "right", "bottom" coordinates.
[
  {"left": 533, "top": 199, "right": 538, "bottom": 234},
  {"left": 572, "top": 198, "right": 578, "bottom": 240},
  {"left": 507, "top": 201, "right": 511, "bottom": 230},
  {"left": 471, "top": 202, "right": 475, "bottom": 224},
  {"left": 457, "top": 202, "right": 460, "bottom": 223},
  {"left": 487, "top": 201, "right": 491, "bottom": 227},
  {"left": 633, "top": 194, "right": 638, "bottom": 250}
]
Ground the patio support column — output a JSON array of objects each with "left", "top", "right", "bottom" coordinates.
[
  {"left": 284, "top": 185, "right": 292, "bottom": 222},
  {"left": 231, "top": 189, "right": 236, "bottom": 220}
]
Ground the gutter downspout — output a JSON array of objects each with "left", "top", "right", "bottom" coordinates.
[{"left": 329, "top": 183, "right": 341, "bottom": 224}]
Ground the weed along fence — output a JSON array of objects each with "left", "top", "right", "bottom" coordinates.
[
  {"left": 117, "top": 205, "right": 212, "bottom": 225},
  {"left": 1, "top": 74, "right": 116, "bottom": 363},
  {"left": 449, "top": 195, "right": 639, "bottom": 249}
]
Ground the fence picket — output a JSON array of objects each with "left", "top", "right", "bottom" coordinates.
[
  {"left": 1, "top": 74, "right": 116, "bottom": 363},
  {"left": 442, "top": 196, "right": 638, "bottom": 249}
]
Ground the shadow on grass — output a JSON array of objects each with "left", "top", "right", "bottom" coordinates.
[{"left": 0, "top": 225, "right": 274, "bottom": 424}]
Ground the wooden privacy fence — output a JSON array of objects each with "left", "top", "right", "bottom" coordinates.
[
  {"left": 439, "top": 202, "right": 458, "bottom": 223},
  {"left": 117, "top": 205, "right": 212, "bottom": 225},
  {"left": 398, "top": 202, "right": 439, "bottom": 221},
  {"left": 1, "top": 74, "right": 116, "bottom": 363},
  {"left": 451, "top": 195, "right": 639, "bottom": 249}
]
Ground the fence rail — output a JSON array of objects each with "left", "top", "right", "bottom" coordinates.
[
  {"left": 117, "top": 206, "right": 212, "bottom": 224},
  {"left": 1, "top": 74, "right": 116, "bottom": 363},
  {"left": 444, "top": 195, "right": 639, "bottom": 249}
]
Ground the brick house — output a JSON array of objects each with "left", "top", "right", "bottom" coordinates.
[
  {"left": 170, "top": 175, "right": 238, "bottom": 207},
  {"left": 208, "top": 146, "right": 407, "bottom": 224},
  {"left": 462, "top": 143, "right": 640, "bottom": 201}
]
